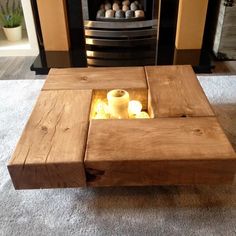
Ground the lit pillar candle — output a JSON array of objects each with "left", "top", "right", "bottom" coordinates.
[{"left": 107, "top": 89, "right": 129, "bottom": 119}]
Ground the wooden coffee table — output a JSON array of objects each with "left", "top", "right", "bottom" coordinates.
[{"left": 8, "top": 65, "right": 236, "bottom": 189}]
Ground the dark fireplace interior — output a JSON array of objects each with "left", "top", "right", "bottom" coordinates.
[
  {"left": 82, "top": 0, "right": 159, "bottom": 66},
  {"left": 86, "top": 0, "right": 156, "bottom": 21}
]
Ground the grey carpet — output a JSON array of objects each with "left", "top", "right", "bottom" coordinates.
[{"left": 0, "top": 76, "right": 236, "bottom": 236}]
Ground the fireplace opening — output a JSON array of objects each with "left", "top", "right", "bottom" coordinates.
[
  {"left": 96, "top": 0, "right": 145, "bottom": 22},
  {"left": 86, "top": 0, "right": 155, "bottom": 21},
  {"left": 82, "top": 0, "right": 160, "bottom": 67}
]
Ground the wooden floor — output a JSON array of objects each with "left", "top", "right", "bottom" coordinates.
[
  {"left": 0, "top": 57, "right": 236, "bottom": 80},
  {"left": 212, "top": 61, "right": 236, "bottom": 74},
  {"left": 0, "top": 57, "right": 46, "bottom": 80}
]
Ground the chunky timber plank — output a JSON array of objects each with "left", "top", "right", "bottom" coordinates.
[
  {"left": 8, "top": 90, "right": 92, "bottom": 189},
  {"left": 36, "top": 0, "right": 70, "bottom": 51},
  {"left": 43, "top": 67, "right": 147, "bottom": 91},
  {"left": 85, "top": 118, "right": 236, "bottom": 186},
  {"left": 145, "top": 65, "right": 215, "bottom": 118}
]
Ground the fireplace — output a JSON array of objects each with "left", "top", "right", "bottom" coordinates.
[
  {"left": 31, "top": 0, "right": 213, "bottom": 74},
  {"left": 30, "top": 0, "right": 182, "bottom": 73},
  {"left": 81, "top": 0, "right": 160, "bottom": 66}
]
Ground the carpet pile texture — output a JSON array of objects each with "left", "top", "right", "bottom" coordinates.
[{"left": 0, "top": 76, "right": 236, "bottom": 236}]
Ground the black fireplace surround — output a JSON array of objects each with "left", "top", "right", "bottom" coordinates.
[{"left": 30, "top": 0, "right": 214, "bottom": 74}]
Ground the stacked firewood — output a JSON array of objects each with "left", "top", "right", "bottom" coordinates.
[{"left": 97, "top": 0, "right": 145, "bottom": 20}]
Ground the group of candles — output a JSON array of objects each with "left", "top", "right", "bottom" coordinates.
[{"left": 93, "top": 89, "right": 150, "bottom": 119}]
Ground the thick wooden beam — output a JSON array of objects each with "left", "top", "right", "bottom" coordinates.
[
  {"left": 43, "top": 67, "right": 147, "bottom": 91},
  {"left": 145, "top": 65, "right": 214, "bottom": 118},
  {"left": 175, "top": 0, "right": 209, "bottom": 49},
  {"left": 36, "top": 0, "right": 70, "bottom": 51},
  {"left": 85, "top": 118, "right": 236, "bottom": 186},
  {"left": 8, "top": 90, "right": 92, "bottom": 189}
]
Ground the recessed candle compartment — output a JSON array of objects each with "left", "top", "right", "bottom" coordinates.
[{"left": 90, "top": 88, "right": 152, "bottom": 120}]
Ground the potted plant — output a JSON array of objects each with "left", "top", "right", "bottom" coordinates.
[{"left": 0, "top": 0, "right": 23, "bottom": 42}]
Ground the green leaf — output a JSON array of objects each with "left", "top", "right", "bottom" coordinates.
[{"left": 0, "top": 0, "right": 23, "bottom": 28}]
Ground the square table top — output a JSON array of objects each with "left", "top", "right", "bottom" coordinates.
[{"left": 8, "top": 65, "right": 236, "bottom": 189}]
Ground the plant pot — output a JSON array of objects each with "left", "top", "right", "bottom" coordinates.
[{"left": 3, "top": 25, "right": 22, "bottom": 42}]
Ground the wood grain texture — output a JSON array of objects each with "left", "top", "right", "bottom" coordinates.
[
  {"left": 145, "top": 65, "right": 215, "bottom": 118},
  {"left": 8, "top": 90, "right": 92, "bottom": 189},
  {"left": 36, "top": 0, "right": 70, "bottom": 51},
  {"left": 7, "top": 65, "right": 236, "bottom": 189},
  {"left": 43, "top": 67, "right": 147, "bottom": 91},
  {"left": 85, "top": 118, "right": 236, "bottom": 186}
]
